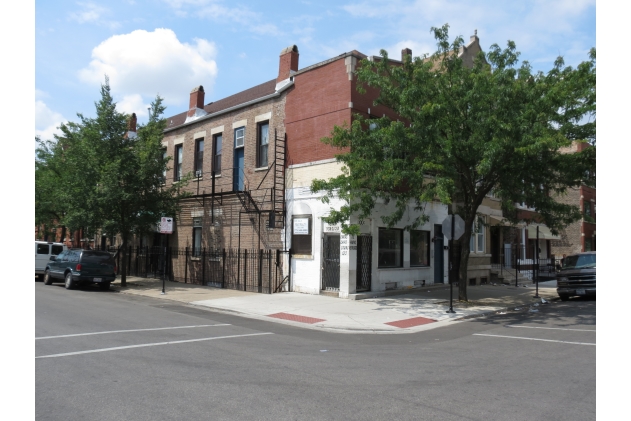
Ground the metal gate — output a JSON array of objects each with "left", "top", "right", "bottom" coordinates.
[
  {"left": 322, "top": 234, "right": 340, "bottom": 291},
  {"left": 356, "top": 235, "right": 372, "bottom": 292}
]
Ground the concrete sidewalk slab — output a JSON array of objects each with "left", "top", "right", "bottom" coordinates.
[{"left": 111, "top": 277, "right": 558, "bottom": 334}]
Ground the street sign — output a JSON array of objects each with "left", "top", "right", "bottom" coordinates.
[
  {"left": 159, "top": 217, "right": 173, "bottom": 234},
  {"left": 442, "top": 214, "right": 465, "bottom": 240}
]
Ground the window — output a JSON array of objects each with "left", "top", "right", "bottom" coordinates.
[
  {"left": 194, "top": 138, "right": 204, "bottom": 177},
  {"left": 584, "top": 201, "right": 592, "bottom": 217},
  {"left": 378, "top": 228, "right": 403, "bottom": 268},
  {"left": 36, "top": 244, "right": 49, "bottom": 254},
  {"left": 410, "top": 230, "right": 430, "bottom": 267},
  {"left": 257, "top": 122, "right": 269, "bottom": 168},
  {"left": 213, "top": 134, "right": 222, "bottom": 173},
  {"left": 291, "top": 215, "right": 312, "bottom": 255},
  {"left": 584, "top": 238, "right": 592, "bottom": 252},
  {"left": 469, "top": 216, "right": 486, "bottom": 253},
  {"left": 174, "top": 145, "right": 183, "bottom": 181},
  {"left": 192, "top": 217, "right": 202, "bottom": 257},
  {"left": 235, "top": 127, "right": 245, "bottom": 148},
  {"left": 51, "top": 245, "right": 64, "bottom": 255}
]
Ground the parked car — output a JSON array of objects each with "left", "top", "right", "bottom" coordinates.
[
  {"left": 43, "top": 249, "right": 117, "bottom": 290},
  {"left": 556, "top": 251, "right": 596, "bottom": 301},
  {"left": 35, "top": 241, "right": 67, "bottom": 281}
]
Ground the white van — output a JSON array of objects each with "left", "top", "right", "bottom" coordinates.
[{"left": 35, "top": 241, "right": 67, "bottom": 281}]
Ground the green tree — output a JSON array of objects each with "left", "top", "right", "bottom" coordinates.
[
  {"left": 35, "top": 78, "right": 189, "bottom": 286},
  {"left": 311, "top": 25, "right": 596, "bottom": 301}
]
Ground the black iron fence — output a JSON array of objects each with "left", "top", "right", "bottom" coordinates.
[
  {"left": 491, "top": 244, "right": 557, "bottom": 282},
  {"left": 95, "top": 246, "right": 287, "bottom": 294}
]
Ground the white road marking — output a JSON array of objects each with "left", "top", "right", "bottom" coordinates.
[
  {"left": 36, "top": 324, "right": 231, "bottom": 340},
  {"left": 473, "top": 333, "right": 595, "bottom": 346},
  {"left": 36, "top": 332, "right": 274, "bottom": 359},
  {"left": 507, "top": 325, "right": 596, "bottom": 332}
]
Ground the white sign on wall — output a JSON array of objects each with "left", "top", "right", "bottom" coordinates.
[
  {"left": 294, "top": 218, "right": 309, "bottom": 235},
  {"left": 159, "top": 217, "right": 173, "bottom": 234}
]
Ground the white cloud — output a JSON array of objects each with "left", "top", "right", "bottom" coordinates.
[
  {"left": 163, "top": 0, "right": 283, "bottom": 36},
  {"left": 117, "top": 94, "right": 150, "bottom": 119},
  {"left": 78, "top": 28, "right": 218, "bottom": 111},
  {"left": 68, "top": 2, "right": 120, "bottom": 29},
  {"left": 35, "top": 100, "right": 66, "bottom": 143}
]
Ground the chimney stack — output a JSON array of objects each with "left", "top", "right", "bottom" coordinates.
[
  {"left": 401, "top": 48, "right": 412, "bottom": 62},
  {"left": 278, "top": 45, "right": 299, "bottom": 83},
  {"left": 188, "top": 85, "right": 205, "bottom": 117},
  {"left": 125, "top": 113, "right": 137, "bottom": 139}
]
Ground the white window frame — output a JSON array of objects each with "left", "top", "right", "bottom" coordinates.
[
  {"left": 469, "top": 216, "right": 486, "bottom": 254},
  {"left": 234, "top": 127, "right": 245, "bottom": 148}
]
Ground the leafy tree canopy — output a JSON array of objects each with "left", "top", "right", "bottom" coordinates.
[
  {"left": 35, "top": 78, "right": 190, "bottom": 285},
  {"left": 311, "top": 24, "right": 596, "bottom": 300}
]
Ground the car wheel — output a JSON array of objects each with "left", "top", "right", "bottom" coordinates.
[
  {"left": 559, "top": 294, "right": 569, "bottom": 301},
  {"left": 99, "top": 282, "right": 110, "bottom": 291},
  {"left": 65, "top": 272, "right": 74, "bottom": 290},
  {"left": 44, "top": 270, "right": 53, "bottom": 285}
]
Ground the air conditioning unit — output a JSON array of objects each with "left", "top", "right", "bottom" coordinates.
[{"left": 195, "top": 170, "right": 202, "bottom": 177}]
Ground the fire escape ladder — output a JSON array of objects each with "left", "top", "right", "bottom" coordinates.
[{"left": 272, "top": 130, "right": 286, "bottom": 228}]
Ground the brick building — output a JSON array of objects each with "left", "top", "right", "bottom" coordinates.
[
  {"left": 550, "top": 141, "right": 596, "bottom": 256},
  {"left": 158, "top": 34, "right": 562, "bottom": 295}
]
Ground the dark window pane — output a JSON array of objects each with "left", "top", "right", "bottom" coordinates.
[
  {"left": 214, "top": 135, "right": 222, "bottom": 173},
  {"left": 51, "top": 245, "right": 64, "bottom": 255},
  {"left": 292, "top": 216, "right": 312, "bottom": 255},
  {"left": 410, "top": 230, "right": 430, "bottom": 266},
  {"left": 378, "top": 229, "right": 402, "bottom": 268},
  {"left": 37, "top": 244, "right": 49, "bottom": 254},
  {"left": 81, "top": 252, "right": 115, "bottom": 265}
]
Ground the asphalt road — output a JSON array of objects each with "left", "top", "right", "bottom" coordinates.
[{"left": 36, "top": 282, "right": 596, "bottom": 421}]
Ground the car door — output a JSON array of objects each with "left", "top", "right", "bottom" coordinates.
[
  {"left": 49, "top": 251, "right": 66, "bottom": 278},
  {"left": 35, "top": 243, "right": 50, "bottom": 272}
]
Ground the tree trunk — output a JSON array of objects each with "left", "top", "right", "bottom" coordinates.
[
  {"left": 120, "top": 234, "right": 128, "bottom": 287},
  {"left": 458, "top": 223, "right": 474, "bottom": 302}
]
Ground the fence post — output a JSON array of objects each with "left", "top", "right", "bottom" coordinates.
[
  {"left": 268, "top": 250, "right": 272, "bottom": 294},
  {"left": 222, "top": 249, "right": 226, "bottom": 289},
  {"left": 258, "top": 249, "right": 263, "bottom": 293},
  {"left": 237, "top": 249, "right": 241, "bottom": 290},
  {"left": 202, "top": 247, "right": 206, "bottom": 286},
  {"left": 185, "top": 247, "right": 189, "bottom": 284},
  {"left": 244, "top": 249, "right": 248, "bottom": 292}
]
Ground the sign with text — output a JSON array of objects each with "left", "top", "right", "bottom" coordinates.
[
  {"left": 159, "top": 217, "right": 174, "bottom": 234},
  {"left": 293, "top": 218, "right": 309, "bottom": 235}
]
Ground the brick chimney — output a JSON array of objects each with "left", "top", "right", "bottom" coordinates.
[
  {"left": 188, "top": 85, "right": 205, "bottom": 117},
  {"left": 124, "top": 113, "right": 137, "bottom": 139},
  {"left": 278, "top": 45, "right": 299, "bottom": 83},
  {"left": 401, "top": 48, "right": 412, "bottom": 62}
]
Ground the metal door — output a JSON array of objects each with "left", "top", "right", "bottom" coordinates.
[
  {"left": 356, "top": 235, "right": 372, "bottom": 292},
  {"left": 321, "top": 234, "right": 340, "bottom": 290},
  {"left": 433, "top": 224, "right": 444, "bottom": 283}
]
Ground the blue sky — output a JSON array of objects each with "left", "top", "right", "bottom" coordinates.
[{"left": 34, "top": 0, "right": 596, "bottom": 143}]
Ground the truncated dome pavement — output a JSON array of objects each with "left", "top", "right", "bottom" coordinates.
[{"left": 266, "top": 312, "right": 437, "bottom": 328}]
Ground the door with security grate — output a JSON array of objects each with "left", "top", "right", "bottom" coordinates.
[
  {"left": 321, "top": 234, "right": 340, "bottom": 291},
  {"left": 356, "top": 235, "right": 372, "bottom": 292}
]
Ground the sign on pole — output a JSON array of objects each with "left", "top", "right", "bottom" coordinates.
[
  {"left": 159, "top": 217, "right": 173, "bottom": 234},
  {"left": 442, "top": 214, "right": 465, "bottom": 240}
]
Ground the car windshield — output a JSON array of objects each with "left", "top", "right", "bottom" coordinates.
[
  {"left": 562, "top": 254, "right": 596, "bottom": 269},
  {"left": 82, "top": 252, "right": 115, "bottom": 265}
]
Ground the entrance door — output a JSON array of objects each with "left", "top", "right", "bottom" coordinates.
[
  {"left": 433, "top": 224, "right": 444, "bottom": 284},
  {"left": 356, "top": 235, "right": 372, "bottom": 292},
  {"left": 233, "top": 148, "right": 244, "bottom": 191},
  {"left": 321, "top": 234, "right": 340, "bottom": 291}
]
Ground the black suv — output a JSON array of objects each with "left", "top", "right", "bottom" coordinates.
[
  {"left": 43, "top": 249, "right": 117, "bottom": 290},
  {"left": 556, "top": 251, "right": 596, "bottom": 301}
]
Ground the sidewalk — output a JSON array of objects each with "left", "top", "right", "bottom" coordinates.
[{"left": 110, "top": 278, "right": 558, "bottom": 334}]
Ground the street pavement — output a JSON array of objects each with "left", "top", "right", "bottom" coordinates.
[{"left": 110, "top": 277, "right": 559, "bottom": 333}]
